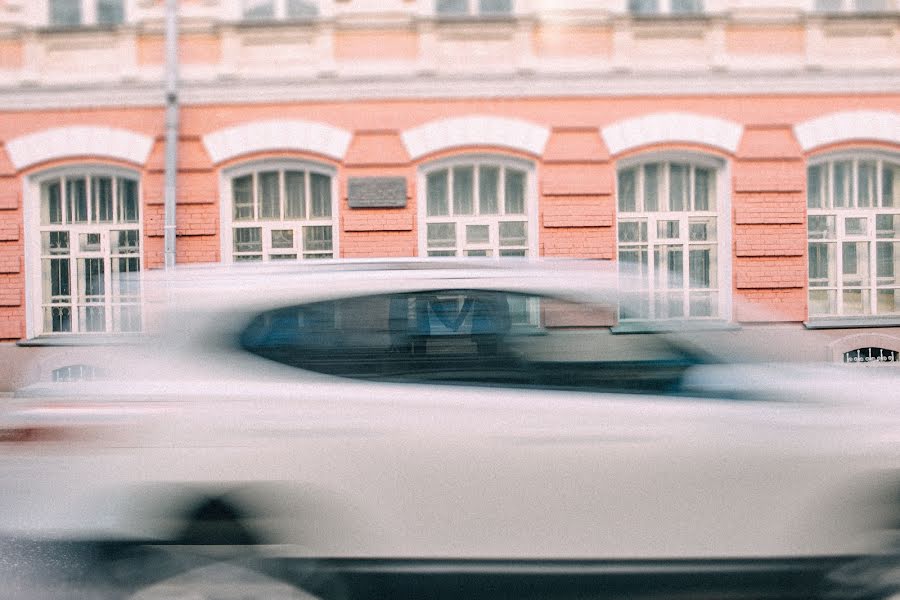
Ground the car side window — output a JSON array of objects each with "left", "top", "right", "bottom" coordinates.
[{"left": 240, "top": 290, "right": 701, "bottom": 395}]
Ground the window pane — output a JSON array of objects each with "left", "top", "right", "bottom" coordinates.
[
  {"left": 79, "top": 232, "right": 102, "bottom": 252},
  {"left": 842, "top": 241, "right": 870, "bottom": 287},
  {"left": 466, "top": 224, "right": 489, "bottom": 244},
  {"left": 628, "top": 0, "right": 658, "bottom": 14},
  {"left": 883, "top": 162, "right": 898, "bottom": 208},
  {"left": 808, "top": 242, "right": 836, "bottom": 287},
  {"left": 112, "top": 256, "right": 141, "bottom": 300},
  {"left": 287, "top": 0, "right": 318, "bottom": 17},
  {"left": 111, "top": 230, "right": 140, "bottom": 255},
  {"left": 669, "top": 164, "right": 688, "bottom": 212},
  {"left": 843, "top": 289, "right": 870, "bottom": 316},
  {"left": 689, "top": 248, "right": 715, "bottom": 289},
  {"left": 44, "top": 258, "right": 71, "bottom": 302},
  {"left": 284, "top": 171, "right": 306, "bottom": 219},
  {"left": 807, "top": 165, "right": 824, "bottom": 209},
  {"left": 505, "top": 169, "right": 526, "bottom": 215},
  {"left": 479, "top": 0, "right": 512, "bottom": 14},
  {"left": 618, "top": 220, "right": 647, "bottom": 243},
  {"left": 233, "top": 175, "right": 254, "bottom": 221},
  {"left": 672, "top": 0, "right": 703, "bottom": 13},
  {"left": 654, "top": 245, "right": 683, "bottom": 290},
  {"left": 815, "top": 0, "right": 843, "bottom": 10},
  {"left": 808, "top": 215, "right": 836, "bottom": 239},
  {"left": 689, "top": 292, "right": 715, "bottom": 318},
  {"left": 689, "top": 218, "right": 715, "bottom": 241},
  {"left": 303, "top": 226, "right": 333, "bottom": 253},
  {"left": 694, "top": 167, "right": 714, "bottom": 211},
  {"left": 310, "top": 173, "right": 332, "bottom": 218},
  {"left": 855, "top": 0, "right": 888, "bottom": 11},
  {"left": 876, "top": 214, "right": 899, "bottom": 239},
  {"left": 244, "top": 0, "right": 275, "bottom": 18},
  {"left": 877, "top": 289, "right": 899, "bottom": 315},
  {"left": 657, "top": 219, "right": 679, "bottom": 240},
  {"left": 877, "top": 242, "right": 899, "bottom": 284},
  {"left": 858, "top": 161, "right": 876, "bottom": 208},
  {"left": 46, "top": 307, "right": 72, "bottom": 333},
  {"left": 97, "top": 0, "right": 125, "bottom": 25},
  {"left": 272, "top": 229, "right": 294, "bottom": 249},
  {"left": 117, "top": 178, "right": 139, "bottom": 223},
  {"left": 499, "top": 221, "right": 527, "bottom": 247},
  {"left": 67, "top": 177, "right": 88, "bottom": 223},
  {"left": 234, "top": 227, "right": 262, "bottom": 253},
  {"left": 479, "top": 166, "right": 499, "bottom": 215},
  {"left": 643, "top": 164, "right": 659, "bottom": 212},
  {"left": 845, "top": 216, "right": 867, "bottom": 236},
  {"left": 427, "top": 170, "right": 449, "bottom": 217},
  {"left": 427, "top": 223, "right": 456, "bottom": 248},
  {"left": 42, "top": 231, "right": 70, "bottom": 255},
  {"left": 92, "top": 176, "right": 114, "bottom": 223},
  {"left": 453, "top": 167, "right": 474, "bottom": 215},
  {"left": 436, "top": 0, "right": 467, "bottom": 14},
  {"left": 50, "top": 0, "right": 81, "bottom": 25},
  {"left": 42, "top": 180, "right": 63, "bottom": 225},
  {"left": 833, "top": 160, "right": 853, "bottom": 208},
  {"left": 810, "top": 289, "right": 837, "bottom": 316},
  {"left": 258, "top": 171, "right": 280, "bottom": 220},
  {"left": 618, "top": 168, "right": 637, "bottom": 212}
]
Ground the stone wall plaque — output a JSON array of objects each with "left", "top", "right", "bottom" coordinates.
[{"left": 348, "top": 177, "right": 407, "bottom": 208}]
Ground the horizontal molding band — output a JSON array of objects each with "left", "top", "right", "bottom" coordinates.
[{"left": 0, "top": 71, "right": 897, "bottom": 111}]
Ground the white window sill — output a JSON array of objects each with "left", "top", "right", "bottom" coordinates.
[
  {"left": 17, "top": 334, "right": 144, "bottom": 347},
  {"left": 611, "top": 320, "right": 738, "bottom": 334},
  {"left": 804, "top": 317, "right": 900, "bottom": 330}
]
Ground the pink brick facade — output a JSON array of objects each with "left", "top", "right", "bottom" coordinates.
[{"left": 0, "top": 95, "right": 899, "bottom": 346}]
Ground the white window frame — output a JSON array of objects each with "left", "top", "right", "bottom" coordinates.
[
  {"left": 241, "top": 0, "right": 320, "bottom": 20},
  {"left": 626, "top": 0, "right": 705, "bottom": 15},
  {"left": 219, "top": 159, "right": 339, "bottom": 264},
  {"left": 23, "top": 165, "right": 143, "bottom": 339},
  {"left": 434, "top": 0, "right": 515, "bottom": 17},
  {"left": 46, "top": 0, "right": 126, "bottom": 27},
  {"left": 807, "top": 151, "right": 900, "bottom": 319},
  {"left": 416, "top": 154, "right": 538, "bottom": 259},
  {"left": 810, "top": 0, "right": 894, "bottom": 13},
  {"left": 615, "top": 151, "right": 731, "bottom": 322}
]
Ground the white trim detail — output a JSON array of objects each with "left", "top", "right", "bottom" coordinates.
[
  {"left": 601, "top": 112, "right": 743, "bottom": 156},
  {"left": 202, "top": 120, "right": 353, "bottom": 164},
  {"left": 401, "top": 116, "right": 550, "bottom": 160},
  {"left": 794, "top": 111, "right": 900, "bottom": 152},
  {"left": 6, "top": 126, "right": 154, "bottom": 171}
]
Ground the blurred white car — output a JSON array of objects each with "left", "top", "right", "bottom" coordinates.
[{"left": 0, "top": 260, "right": 898, "bottom": 600}]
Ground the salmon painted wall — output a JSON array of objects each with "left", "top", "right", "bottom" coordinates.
[{"left": 1, "top": 95, "right": 899, "bottom": 340}]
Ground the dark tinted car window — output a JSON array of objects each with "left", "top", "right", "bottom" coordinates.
[{"left": 241, "top": 290, "right": 700, "bottom": 394}]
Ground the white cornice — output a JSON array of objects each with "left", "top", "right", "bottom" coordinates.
[
  {"left": 601, "top": 112, "right": 743, "bottom": 156},
  {"left": 5, "top": 125, "right": 154, "bottom": 170},
  {"left": 0, "top": 71, "right": 898, "bottom": 110},
  {"left": 202, "top": 119, "right": 353, "bottom": 164},
  {"left": 401, "top": 115, "right": 550, "bottom": 159},
  {"left": 794, "top": 110, "right": 900, "bottom": 152}
]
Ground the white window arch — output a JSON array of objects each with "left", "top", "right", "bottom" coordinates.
[
  {"left": 417, "top": 155, "right": 537, "bottom": 258},
  {"left": 616, "top": 152, "right": 731, "bottom": 321},
  {"left": 807, "top": 151, "right": 900, "bottom": 318},
  {"left": 25, "top": 165, "right": 142, "bottom": 337},
  {"left": 220, "top": 160, "right": 339, "bottom": 263}
]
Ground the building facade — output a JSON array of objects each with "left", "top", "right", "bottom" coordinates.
[{"left": 0, "top": 0, "right": 899, "bottom": 387}]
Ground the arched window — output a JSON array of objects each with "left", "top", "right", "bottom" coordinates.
[
  {"left": 419, "top": 156, "right": 534, "bottom": 258},
  {"left": 807, "top": 152, "right": 900, "bottom": 318},
  {"left": 32, "top": 167, "right": 142, "bottom": 335},
  {"left": 616, "top": 154, "right": 727, "bottom": 321},
  {"left": 223, "top": 161, "right": 337, "bottom": 263}
]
